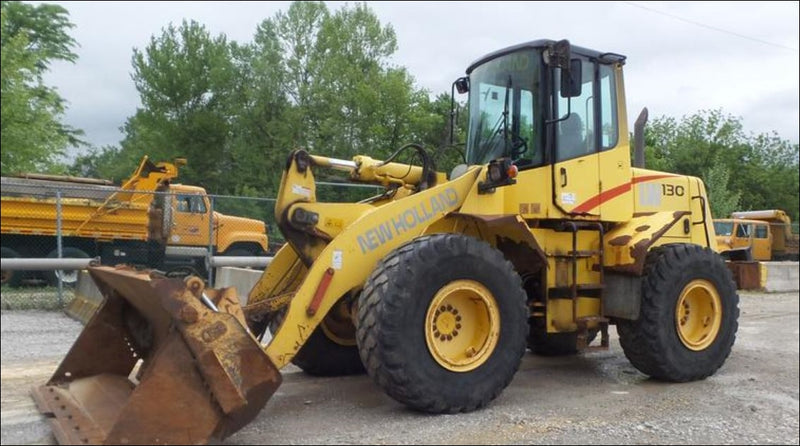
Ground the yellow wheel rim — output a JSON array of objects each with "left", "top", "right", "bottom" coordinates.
[
  {"left": 320, "top": 299, "right": 357, "bottom": 347},
  {"left": 425, "top": 280, "right": 500, "bottom": 372},
  {"left": 675, "top": 279, "right": 722, "bottom": 351}
]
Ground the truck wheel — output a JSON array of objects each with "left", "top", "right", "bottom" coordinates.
[
  {"left": 1, "top": 247, "right": 23, "bottom": 287},
  {"left": 617, "top": 244, "right": 739, "bottom": 382},
  {"left": 357, "top": 234, "right": 528, "bottom": 414},
  {"left": 45, "top": 247, "right": 90, "bottom": 287}
]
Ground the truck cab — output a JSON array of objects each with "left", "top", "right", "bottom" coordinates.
[
  {"left": 162, "top": 184, "right": 269, "bottom": 274},
  {"left": 714, "top": 218, "right": 772, "bottom": 261}
]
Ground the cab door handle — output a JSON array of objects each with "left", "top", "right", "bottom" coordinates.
[{"left": 560, "top": 167, "right": 568, "bottom": 187}]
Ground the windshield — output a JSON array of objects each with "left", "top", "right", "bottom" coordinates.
[
  {"left": 713, "top": 221, "right": 733, "bottom": 236},
  {"left": 465, "top": 49, "right": 541, "bottom": 166}
]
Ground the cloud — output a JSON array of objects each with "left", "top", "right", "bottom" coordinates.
[{"left": 36, "top": 1, "right": 800, "bottom": 151}]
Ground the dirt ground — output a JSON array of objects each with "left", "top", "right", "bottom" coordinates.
[{"left": 1, "top": 290, "right": 798, "bottom": 445}]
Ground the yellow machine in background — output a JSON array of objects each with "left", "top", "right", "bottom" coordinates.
[
  {"left": 33, "top": 39, "right": 739, "bottom": 444},
  {"left": 715, "top": 209, "right": 799, "bottom": 261}
]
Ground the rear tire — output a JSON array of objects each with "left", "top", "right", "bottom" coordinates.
[
  {"left": 356, "top": 234, "right": 527, "bottom": 414},
  {"left": 45, "top": 247, "right": 90, "bottom": 287},
  {"left": 617, "top": 244, "right": 738, "bottom": 382},
  {"left": 1, "top": 247, "right": 23, "bottom": 287}
]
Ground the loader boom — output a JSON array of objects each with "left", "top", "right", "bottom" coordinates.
[{"left": 249, "top": 150, "right": 482, "bottom": 368}]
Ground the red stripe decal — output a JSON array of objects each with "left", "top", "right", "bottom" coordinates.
[{"left": 572, "top": 174, "right": 675, "bottom": 214}]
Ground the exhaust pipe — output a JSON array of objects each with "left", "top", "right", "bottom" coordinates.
[{"left": 633, "top": 107, "right": 648, "bottom": 168}]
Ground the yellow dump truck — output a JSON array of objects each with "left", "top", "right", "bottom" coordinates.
[
  {"left": 714, "top": 209, "right": 799, "bottom": 261},
  {"left": 1, "top": 156, "right": 269, "bottom": 286}
]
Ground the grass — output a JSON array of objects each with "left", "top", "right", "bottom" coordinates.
[{"left": 0, "top": 285, "right": 74, "bottom": 311}]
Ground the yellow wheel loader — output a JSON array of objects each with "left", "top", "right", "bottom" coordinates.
[{"left": 33, "top": 39, "right": 739, "bottom": 444}]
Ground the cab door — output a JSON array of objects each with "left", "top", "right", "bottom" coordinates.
[
  {"left": 169, "top": 193, "right": 211, "bottom": 247},
  {"left": 553, "top": 57, "right": 600, "bottom": 216},
  {"left": 752, "top": 223, "right": 772, "bottom": 260}
]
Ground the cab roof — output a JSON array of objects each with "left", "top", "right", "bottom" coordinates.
[{"left": 466, "top": 39, "right": 626, "bottom": 74}]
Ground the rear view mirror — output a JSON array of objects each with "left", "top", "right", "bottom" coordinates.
[
  {"left": 560, "top": 59, "right": 582, "bottom": 98},
  {"left": 455, "top": 77, "right": 469, "bottom": 94}
]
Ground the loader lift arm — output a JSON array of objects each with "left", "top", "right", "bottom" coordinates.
[{"left": 248, "top": 149, "right": 482, "bottom": 369}]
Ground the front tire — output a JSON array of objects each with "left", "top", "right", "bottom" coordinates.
[
  {"left": 617, "top": 244, "right": 739, "bottom": 382},
  {"left": 356, "top": 234, "right": 528, "bottom": 414}
]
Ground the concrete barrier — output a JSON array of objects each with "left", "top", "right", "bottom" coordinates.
[
  {"left": 64, "top": 270, "right": 106, "bottom": 324},
  {"left": 213, "top": 267, "right": 264, "bottom": 305},
  {"left": 761, "top": 261, "right": 799, "bottom": 293}
]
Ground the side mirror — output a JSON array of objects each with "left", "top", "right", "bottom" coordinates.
[
  {"left": 560, "top": 59, "right": 582, "bottom": 98},
  {"left": 455, "top": 77, "right": 469, "bottom": 94}
]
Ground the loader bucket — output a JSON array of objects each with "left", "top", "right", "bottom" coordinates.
[{"left": 31, "top": 266, "right": 282, "bottom": 445}]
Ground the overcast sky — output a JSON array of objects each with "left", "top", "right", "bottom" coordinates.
[{"left": 38, "top": 1, "right": 800, "bottom": 155}]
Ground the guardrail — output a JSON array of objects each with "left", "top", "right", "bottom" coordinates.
[
  {"left": 0, "top": 257, "right": 100, "bottom": 270},
  {"left": 206, "top": 256, "right": 272, "bottom": 269}
]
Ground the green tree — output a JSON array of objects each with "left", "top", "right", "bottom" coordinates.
[
  {"left": 0, "top": 1, "right": 83, "bottom": 175},
  {"left": 643, "top": 109, "right": 799, "bottom": 221},
  {"left": 702, "top": 155, "right": 741, "bottom": 218},
  {"left": 120, "top": 19, "right": 239, "bottom": 193},
  {"left": 88, "top": 1, "right": 468, "bottom": 201}
]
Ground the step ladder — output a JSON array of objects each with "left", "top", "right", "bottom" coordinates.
[{"left": 548, "top": 221, "right": 610, "bottom": 351}]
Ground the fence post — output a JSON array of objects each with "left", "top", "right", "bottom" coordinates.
[
  {"left": 56, "top": 190, "right": 63, "bottom": 306},
  {"left": 208, "top": 195, "right": 215, "bottom": 284}
]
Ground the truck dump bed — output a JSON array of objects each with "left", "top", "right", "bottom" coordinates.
[{"left": 1, "top": 177, "right": 152, "bottom": 241}]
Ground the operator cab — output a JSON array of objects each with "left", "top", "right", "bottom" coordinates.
[{"left": 453, "top": 39, "right": 632, "bottom": 220}]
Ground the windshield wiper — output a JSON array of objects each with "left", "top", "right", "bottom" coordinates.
[{"left": 501, "top": 75, "right": 511, "bottom": 156}]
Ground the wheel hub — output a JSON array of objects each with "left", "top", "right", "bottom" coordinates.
[
  {"left": 425, "top": 280, "right": 500, "bottom": 372},
  {"left": 675, "top": 279, "right": 722, "bottom": 351}
]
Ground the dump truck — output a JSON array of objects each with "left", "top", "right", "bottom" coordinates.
[
  {"left": 33, "top": 39, "right": 739, "bottom": 445},
  {"left": 714, "top": 209, "right": 799, "bottom": 261},
  {"left": 1, "top": 156, "right": 269, "bottom": 286}
]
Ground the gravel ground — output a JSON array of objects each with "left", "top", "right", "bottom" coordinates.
[{"left": 1, "top": 291, "right": 798, "bottom": 445}]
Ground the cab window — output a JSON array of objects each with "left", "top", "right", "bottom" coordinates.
[
  {"left": 555, "top": 57, "right": 595, "bottom": 161},
  {"left": 176, "top": 195, "right": 206, "bottom": 214},
  {"left": 599, "top": 64, "right": 618, "bottom": 150},
  {"left": 754, "top": 225, "right": 768, "bottom": 239},
  {"left": 736, "top": 223, "right": 751, "bottom": 237}
]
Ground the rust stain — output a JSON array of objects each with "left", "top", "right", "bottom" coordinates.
[
  {"left": 608, "top": 211, "right": 692, "bottom": 276},
  {"left": 608, "top": 235, "right": 632, "bottom": 246}
]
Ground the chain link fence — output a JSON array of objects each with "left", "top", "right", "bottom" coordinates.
[
  {"left": 1, "top": 176, "right": 383, "bottom": 311},
  {"left": 1, "top": 178, "right": 275, "bottom": 310}
]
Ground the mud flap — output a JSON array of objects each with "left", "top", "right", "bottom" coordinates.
[{"left": 31, "top": 266, "right": 282, "bottom": 445}]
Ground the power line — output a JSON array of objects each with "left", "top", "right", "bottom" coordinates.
[{"left": 622, "top": 1, "right": 799, "bottom": 52}]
